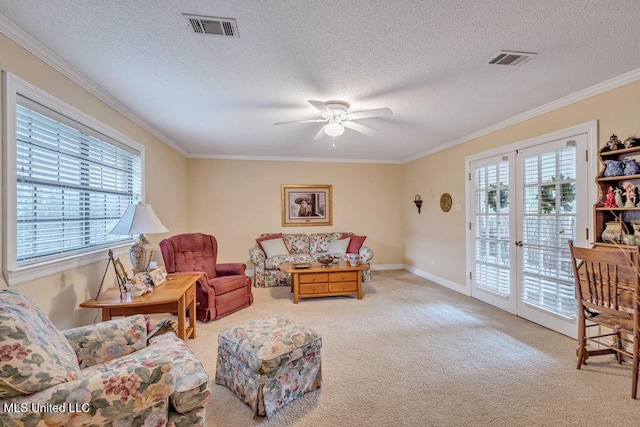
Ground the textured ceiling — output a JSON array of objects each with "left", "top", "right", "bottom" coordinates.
[{"left": 2, "top": 1, "right": 640, "bottom": 162}]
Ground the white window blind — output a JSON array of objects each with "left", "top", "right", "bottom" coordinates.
[
  {"left": 14, "top": 96, "right": 141, "bottom": 265},
  {"left": 474, "top": 161, "right": 510, "bottom": 296},
  {"left": 520, "top": 148, "right": 576, "bottom": 318}
]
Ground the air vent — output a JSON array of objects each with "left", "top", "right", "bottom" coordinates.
[
  {"left": 488, "top": 50, "right": 536, "bottom": 66},
  {"left": 182, "top": 14, "right": 239, "bottom": 38}
]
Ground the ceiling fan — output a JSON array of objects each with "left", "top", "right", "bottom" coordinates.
[{"left": 275, "top": 100, "right": 393, "bottom": 140}]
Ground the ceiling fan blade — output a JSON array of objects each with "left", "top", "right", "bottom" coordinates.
[
  {"left": 313, "top": 126, "right": 326, "bottom": 141},
  {"left": 274, "top": 118, "right": 326, "bottom": 125},
  {"left": 343, "top": 121, "right": 378, "bottom": 136},
  {"left": 308, "top": 100, "right": 332, "bottom": 115},
  {"left": 347, "top": 108, "right": 393, "bottom": 120}
]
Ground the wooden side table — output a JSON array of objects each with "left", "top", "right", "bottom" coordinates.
[{"left": 80, "top": 272, "right": 202, "bottom": 340}]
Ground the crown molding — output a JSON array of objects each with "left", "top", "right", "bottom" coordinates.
[
  {"left": 188, "top": 153, "right": 403, "bottom": 164},
  {"left": 5, "top": 11, "right": 639, "bottom": 166},
  {"left": 403, "top": 67, "right": 640, "bottom": 164},
  {"left": 0, "top": 12, "right": 189, "bottom": 157}
]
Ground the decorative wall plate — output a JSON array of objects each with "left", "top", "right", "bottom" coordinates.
[{"left": 440, "top": 193, "right": 452, "bottom": 212}]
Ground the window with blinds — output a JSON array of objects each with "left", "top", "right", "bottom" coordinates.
[
  {"left": 520, "top": 147, "right": 577, "bottom": 318},
  {"left": 474, "top": 161, "right": 510, "bottom": 296},
  {"left": 14, "top": 97, "right": 141, "bottom": 265}
]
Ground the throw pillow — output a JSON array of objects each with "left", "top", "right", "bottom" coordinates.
[
  {"left": 256, "top": 233, "right": 285, "bottom": 251},
  {"left": 0, "top": 290, "right": 82, "bottom": 398},
  {"left": 261, "top": 237, "right": 290, "bottom": 258},
  {"left": 347, "top": 235, "right": 367, "bottom": 253},
  {"left": 327, "top": 237, "right": 350, "bottom": 254}
]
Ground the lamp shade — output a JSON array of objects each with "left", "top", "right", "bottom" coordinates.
[{"left": 110, "top": 203, "right": 168, "bottom": 236}]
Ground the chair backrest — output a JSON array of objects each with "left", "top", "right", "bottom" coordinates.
[
  {"left": 568, "top": 239, "right": 640, "bottom": 317},
  {"left": 160, "top": 233, "right": 218, "bottom": 279}
]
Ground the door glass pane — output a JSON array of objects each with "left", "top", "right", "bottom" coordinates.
[
  {"left": 521, "top": 147, "right": 576, "bottom": 318},
  {"left": 474, "top": 161, "right": 510, "bottom": 295}
]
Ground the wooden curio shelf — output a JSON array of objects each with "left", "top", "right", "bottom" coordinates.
[
  {"left": 598, "top": 174, "right": 640, "bottom": 181},
  {"left": 599, "top": 147, "right": 640, "bottom": 157},
  {"left": 594, "top": 137, "right": 640, "bottom": 246}
]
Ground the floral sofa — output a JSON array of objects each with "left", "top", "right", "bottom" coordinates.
[
  {"left": 249, "top": 232, "right": 373, "bottom": 287},
  {"left": 0, "top": 290, "right": 210, "bottom": 427}
]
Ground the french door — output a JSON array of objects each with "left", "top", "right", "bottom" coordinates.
[{"left": 469, "top": 133, "right": 589, "bottom": 337}]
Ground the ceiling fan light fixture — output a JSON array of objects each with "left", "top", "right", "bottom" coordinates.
[{"left": 324, "top": 121, "right": 344, "bottom": 137}]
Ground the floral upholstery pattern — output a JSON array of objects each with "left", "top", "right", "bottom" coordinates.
[
  {"left": 0, "top": 290, "right": 82, "bottom": 398},
  {"left": 148, "top": 333, "right": 211, "bottom": 414},
  {"left": 250, "top": 232, "right": 373, "bottom": 287},
  {"left": 264, "top": 254, "right": 314, "bottom": 270},
  {"left": 0, "top": 290, "right": 210, "bottom": 427},
  {"left": 3, "top": 358, "right": 175, "bottom": 426},
  {"left": 215, "top": 315, "right": 322, "bottom": 418},
  {"left": 63, "top": 315, "right": 147, "bottom": 369},
  {"left": 309, "top": 232, "right": 347, "bottom": 254},
  {"left": 283, "top": 233, "right": 311, "bottom": 254}
]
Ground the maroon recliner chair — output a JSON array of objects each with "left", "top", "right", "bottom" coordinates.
[{"left": 160, "top": 233, "right": 253, "bottom": 322}]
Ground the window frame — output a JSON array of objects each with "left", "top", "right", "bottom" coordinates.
[{"left": 2, "top": 72, "right": 145, "bottom": 286}]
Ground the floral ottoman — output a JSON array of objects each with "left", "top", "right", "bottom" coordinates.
[{"left": 214, "top": 315, "right": 322, "bottom": 418}]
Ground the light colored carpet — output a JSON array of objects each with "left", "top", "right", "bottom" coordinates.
[{"left": 175, "top": 270, "right": 640, "bottom": 426}]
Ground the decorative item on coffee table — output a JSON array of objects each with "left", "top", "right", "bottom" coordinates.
[
  {"left": 348, "top": 253, "right": 361, "bottom": 266},
  {"left": 317, "top": 254, "right": 334, "bottom": 267}
]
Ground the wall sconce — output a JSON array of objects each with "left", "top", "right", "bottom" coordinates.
[{"left": 414, "top": 195, "right": 423, "bottom": 214}]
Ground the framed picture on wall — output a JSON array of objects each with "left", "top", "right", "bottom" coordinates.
[{"left": 282, "top": 184, "right": 332, "bottom": 226}]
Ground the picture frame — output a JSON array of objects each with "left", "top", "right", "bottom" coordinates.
[
  {"left": 282, "top": 184, "right": 332, "bottom": 226},
  {"left": 113, "top": 258, "right": 129, "bottom": 285},
  {"left": 149, "top": 267, "right": 167, "bottom": 287}
]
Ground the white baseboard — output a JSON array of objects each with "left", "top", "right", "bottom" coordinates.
[
  {"left": 371, "top": 264, "right": 404, "bottom": 270},
  {"left": 403, "top": 265, "right": 469, "bottom": 296}
]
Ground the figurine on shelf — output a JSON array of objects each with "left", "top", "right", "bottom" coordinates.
[
  {"left": 604, "top": 186, "right": 617, "bottom": 208},
  {"left": 625, "top": 137, "right": 640, "bottom": 149},
  {"left": 615, "top": 187, "right": 624, "bottom": 207},
  {"left": 605, "top": 134, "right": 624, "bottom": 151},
  {"left": 623, "top": 181, "right": 636, "bottom": 207}
]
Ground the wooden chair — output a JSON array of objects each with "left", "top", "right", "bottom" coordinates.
[{"left": 568, "top": 239, "right": 640, "bottom": 398}]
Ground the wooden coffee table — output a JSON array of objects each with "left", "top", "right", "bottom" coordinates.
[
  {"left": 279, "top": 261, "right": 370, "bottom": 303},
  {"left": 80, "top": 272, "right": 202, "bottom": 340}
]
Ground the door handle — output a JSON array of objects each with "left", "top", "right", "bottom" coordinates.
[{"left": 515, "top": 241, "right": 523, "bottom": 247}]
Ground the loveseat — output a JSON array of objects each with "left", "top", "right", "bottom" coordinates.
[
  {"left": 0, "top": 290, "right": 210, "bottom": 426},
  {"left": 249, "top": 232, "right": 373, "bottom": 287}
]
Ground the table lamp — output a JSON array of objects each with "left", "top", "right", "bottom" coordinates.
[{"left": 110, "top": 202, "right": 168, "bottom": 274}]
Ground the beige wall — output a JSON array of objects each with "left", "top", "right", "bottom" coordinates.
[
  {"left": 403, "top": 79, "right": 640, "bottom": 290},
  {"left": 4, "top": 24, "right": 640, "bottom": 328},
  {"left": 0, "top": 33, "right": 189, "bottom": 329},
  {"left": 186, "top": 159, "right": 404, "bottom": 266}
]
